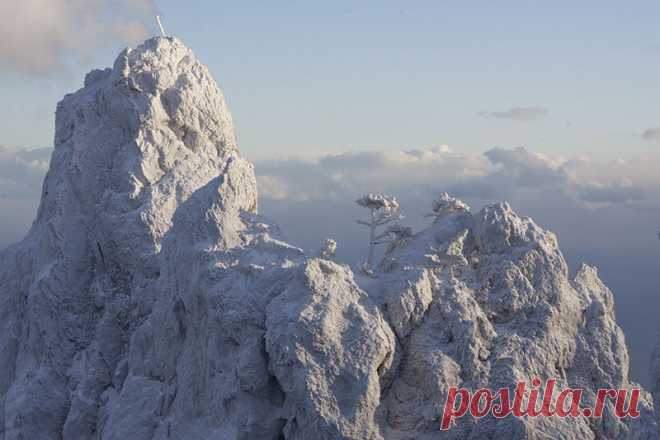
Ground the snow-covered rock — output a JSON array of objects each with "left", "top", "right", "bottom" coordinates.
[
  {"left": 266, "top": 259, "right": 395, "bottom": 440},
  {"left": 0, "top": 36, "right": 293, "bottom": 440},
  {"left": 369, "top": 202, "right": 657, "bottom": 439},
  {"left": 0, "top": 36, "right": 658, "bottom": 439}
]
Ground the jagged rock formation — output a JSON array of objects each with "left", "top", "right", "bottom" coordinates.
[
  {"left": 0, "top": 37, "right": 658, "bottom": 439},
  {"left": 368, "top": 201, "right": 657, "bottom": 439}
]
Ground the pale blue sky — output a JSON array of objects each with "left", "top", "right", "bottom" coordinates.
[{"left": 1, "top": 1, "right": 659, "bottom": 159}]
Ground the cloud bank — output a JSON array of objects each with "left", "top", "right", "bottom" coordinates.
[
  {"left": 256, "top": 145, "right": 649, "bottom": 208},
  {"left": 477, "top": 106, "right": 549, "bottom": 121},
  {"left": 0, "top": 0, "right": 156, "bottom": 75}
]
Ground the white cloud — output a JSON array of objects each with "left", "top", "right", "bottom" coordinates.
[
  {"left": 0, "top": 0, "right": 156, "bottom": 75},
  {"left": 477, "top": 106, "right": 549, "bottom": 121},
  {"left": 256, "top": 146, "right": 650, "bottom": 207},
  {"left": 576, "top": 179, "right": 644, "bottom": 205},
  {"left": 483, "top": 147, "right": 567, "bottom": 187},
  {"left": 256, "top": 145, "right": 494, "bottom": 202}
]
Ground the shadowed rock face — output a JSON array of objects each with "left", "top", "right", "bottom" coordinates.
[{"left": 0, "top": 37, "right": 658, "bottom": 440}]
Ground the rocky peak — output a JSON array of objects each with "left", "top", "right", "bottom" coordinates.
[{"left": 37, "top": 36, "right": 250, "bottom": 275}]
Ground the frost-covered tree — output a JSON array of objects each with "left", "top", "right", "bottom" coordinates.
[
  {"left": 426, "top": 192, "right": 469, "bottom": 224},
  {"left": 356, "top": 193, "right": 403, "bottom": 273}
]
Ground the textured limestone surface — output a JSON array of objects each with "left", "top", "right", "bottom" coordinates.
[{"left": 0, "top": 37, "right": 658, "bottom": 439}]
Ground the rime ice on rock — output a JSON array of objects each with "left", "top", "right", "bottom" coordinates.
[
  {"left": 318, "top": 238, "right": 337, "bottom": 259},
  {"left": 427, "top": 192, "right": 470, "bottom": 224},
  {"left": 0, "top": 36, "right": 658, "bottom": 440},
  {"left": 0, "top": 36, "right": 288, "bottom": 440}
]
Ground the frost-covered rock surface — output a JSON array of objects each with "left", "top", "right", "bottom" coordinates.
[
  {"left": 369, "top": 201, "right": 657, "bottom": 439},
  {"left": 0, "top": 36, "right": 658, "bottom": 439}
]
